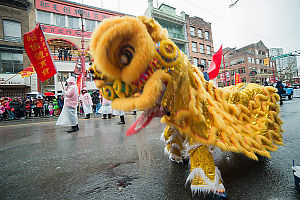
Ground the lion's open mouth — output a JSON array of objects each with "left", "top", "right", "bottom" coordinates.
[{"left": 126, "top": 82, "right": 168, "bottom": 136}]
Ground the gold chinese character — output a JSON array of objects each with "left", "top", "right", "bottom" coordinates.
[
  {"left": 29, "top": 43, "right": 41, "bottom": 51},
  {"left": 34, "top": 51, "right": 45, "bottom": 61},
  {"left": 40, "top": 60, "right": 47, "bottom": 68},
  {"left": 42, "top": 68, "right": 49, "bottom": 76},
  {"left": 26, "top": 34, "right": 37, "bottom": 42}
]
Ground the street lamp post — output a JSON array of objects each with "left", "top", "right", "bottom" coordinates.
[
  {"left": 222, "top": 47, "right": 236, "bottom": 86},
  {"left": 78, "top": 9, "right": 85, "bottom": 89}
]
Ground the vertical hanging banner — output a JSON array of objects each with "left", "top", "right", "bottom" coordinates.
[
  {"left": 235, "top": 73, "right": 241, "bottom": 85},
  {"left": 76, "top": 74, "right": 83, "bottom": 94},
  {"left": 207, "top": 45, "right": 223, "bottom": 80},
  {"left": 24, "top": 24, "right": 57, "bottom": 82}
]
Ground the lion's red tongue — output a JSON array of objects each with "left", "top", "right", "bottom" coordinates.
[{"left": 126, "top": 106, "right": 161, "bottom": 136}]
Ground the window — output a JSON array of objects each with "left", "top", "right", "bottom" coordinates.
[
  {"left": 198, "top": 29, "right": 202, "bottom": 38},
  {"left": 237, "top": 57, "right": 244, "bottom": 64},
  {"left": 199, "top": 44, "right": 204, "bottom": 53},
  {"left": 231, "top": 79, "right": 234, "bottom": 85},
  {"left": 192, "top": 57, "right": 199, "bottom": 66},
  {"left": 54, "top": 13, "right": 65, "bottom": 27},
  {"left": 0, "top": 52, "right": 23, "bottom": 73},
  {"left": 242, "top": 67, "right": 245, "bottom": 73},
  {"left": 230, "top": 60, "right": 237, "bottom": 66},
  {"left": 255, "top": 49, "right": 258, "bottom": 55},
  {"left": 190, "top": 27, "right": 195, "bottom": 36},
  {"left": 3, "top": 20, "right": 21, "bottom": 42},
  {"left": 248, "top": 57, "right": 251, "bottom": 63},
  {"left": 37, "top": 11, "right": 51, "bottom": 25},
  {"left": 266, "top": 52, "right": 269, "bottom": 57},
  {"left": 85, "top": 19, "right": 96, "bottom": 31},
  {"left": 201, "top": 59, "right": 206, "bottom": 67},
  {"left": 205, "top": 31, "right": 209, "bottom": 40},
  {"left": 206, "top": 45, "right": 211, "bottom": 55},
  {"left": 192, "top": 42, "right": 197, "bottom": 52},
  {"left": 224, "top": 62, "right": 228, "bottom": 68},
  {"left": 208, "top": 60, "right": 211, "bottom": 67},
  {"left": 252, "top": 57, "right": 255, "bottom": 64},
  {"left": 256, "top": 58, "right": 260, "bottom": 65},
  {"left": 69, "top": 16, "right": 79, "bottom": 29}
]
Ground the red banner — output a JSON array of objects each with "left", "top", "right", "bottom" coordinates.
[
  {"left": 235, "top": 73, "right": 241, "bottom": 85},
  {"left": 40, "top": 24, "right": 92, "bottom": 38},
  {"left": 24, "top": 25, "right": 57, "bottom": 82},
  {"left": 20, "top": 65, "right": 35, "bottom": 78},
  {"left": 76, "top": 74, "right": 82, "bottom": 94},
  {"left": 35, "top": 0, "right": 120, "bottom": 21},
  {"left": 208, "top": 45, "right": 222, "bottom": 80}
]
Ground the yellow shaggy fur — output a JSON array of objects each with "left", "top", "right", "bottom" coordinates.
[{"left": 90, "top": 15, "right": 284, "bottom": 195}]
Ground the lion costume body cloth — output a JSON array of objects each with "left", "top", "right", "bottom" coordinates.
[{"left": 90, "top": 16, "right": 284, "bottom": 195}]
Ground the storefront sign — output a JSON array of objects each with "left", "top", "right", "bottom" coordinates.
[
  {"left": 35, "top": 0, "right": 121, "bottom": 21},
  {"left": 235, "top": 73, "right": 241, "bottom": 85},
  {"left": 0, "top": 75, "right": 29, "bottom": 86},
  {"left": 40, "top": 24, "right": 92, "bottom": 38},
  {"left": 250, "top": 70, "right": 257, "bottom": 76}
]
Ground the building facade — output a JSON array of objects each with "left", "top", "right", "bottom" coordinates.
[
  {"left": 33, "top": 0, "right": 126, "bottom": 95},
  {"left": 270, "top": 48, "right": 298, "bottom": 84},
  {"left": 144, "top": 0, "right": 188, "bottom": 55},
  {"left": 0, "top": 0, "right": 127, "bottom": 97},
  {"left": 217, "top": 41, "right": 275, "bottom": 87},
  {"left": 0, "top": 0, "right": 32, "bottom": 97},
  {"left": 185, "top": 15, "right": 214, "bottom": 69}
]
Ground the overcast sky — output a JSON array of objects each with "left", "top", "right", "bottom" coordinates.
[{"left": 73, "top": 0, "right": 300, "bottom": 66}]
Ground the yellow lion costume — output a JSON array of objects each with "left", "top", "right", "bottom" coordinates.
[{"left": 89, "top": 16, "right": 283, "bottom": 196}]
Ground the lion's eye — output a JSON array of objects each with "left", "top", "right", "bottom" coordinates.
[{"left": 119, "top": 45, "right": 135, "bottom": 66}]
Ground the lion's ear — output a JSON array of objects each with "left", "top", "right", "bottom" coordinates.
[{"left": 138, "top": 16, "right": 169, "bottom": 42}]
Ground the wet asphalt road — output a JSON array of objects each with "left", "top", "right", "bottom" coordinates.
[{"left": 0, "top": 98, "right": 300, "bottom": 200}]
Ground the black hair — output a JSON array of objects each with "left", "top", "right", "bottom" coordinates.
[{"left": 198, "top": 64, "right": 205, "bottom": 70}]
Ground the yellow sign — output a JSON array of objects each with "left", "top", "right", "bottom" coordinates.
[{"left": 264, "top": 58, "right": 270, "bottom": 66}]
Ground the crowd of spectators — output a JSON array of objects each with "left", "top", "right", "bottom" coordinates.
[
  {"left": 0, "top": 96, "right": 64, "bottom": 121},
  {"left": 0, "top": 90, "right": 103, "bottom": 121}
]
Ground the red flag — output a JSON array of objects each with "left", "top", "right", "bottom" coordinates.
[
  {"left": 76, "top": 74, "right": 82, "bottom": 94},
  {"left": 20, "top": 65, "right": 35, "bottom": 78},
  {"left": 235, "top": 73, "right": 241, "bottom": 85},
  {"left": 208, "top": 45, "right": 223, "bottom": 80},
  {"left": 24, "top": 24, "right": 57, "bottom": 82}
]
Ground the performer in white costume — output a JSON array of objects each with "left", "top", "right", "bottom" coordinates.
[
  {"left": 80, "top": 87, "right": 93, "bottom": 119},
  {"left": 56, "top": 77, "right": 79, "bottom": 132}
]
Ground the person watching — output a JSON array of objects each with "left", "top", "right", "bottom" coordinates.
[{"left": 198, "top": 64, "right": 210, "bottom": 81}]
